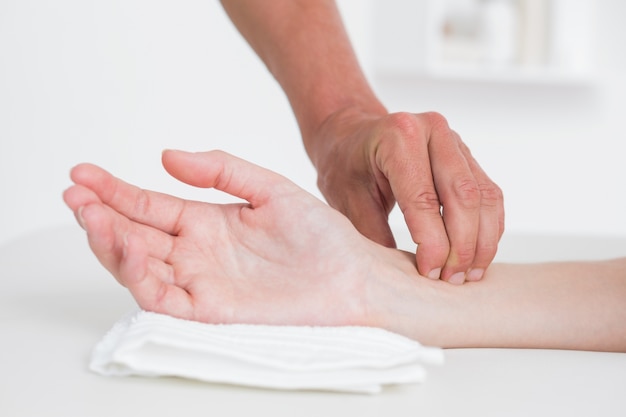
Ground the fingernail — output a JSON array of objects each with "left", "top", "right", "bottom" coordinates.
[
  {"left": 448, "top": 272, "right": 465, "bottom": 285},
  {"left": 467, "top": 268, "right": 485, "bottom": 282},
  {"left": 77, "top": 206, "right": 86, "bottom": 230},
  {"left": 427, "top": 268, "right": 442, "bottom": 280}
]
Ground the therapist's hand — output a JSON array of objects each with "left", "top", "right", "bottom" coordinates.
[
  {"left": 310, "top": 108, "right": 505, "bottom": 284},
  {"left": 220, "top": 0, "right": 503, "bottom": 283}
]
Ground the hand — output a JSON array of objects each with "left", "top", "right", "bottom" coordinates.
[
  {"left": 63, "top": 150, "right": 400, "bottom": 327},
  {"left": 309, "top": 109, "right": 505, "bottom": 284}
]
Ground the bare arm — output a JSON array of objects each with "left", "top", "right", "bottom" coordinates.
[
  {"left": 219, "top": 0, "right": 386, "bottom": 147},
  {"left": 384, "top": 255, "right": 626, "bottom": 352},
  {"left": 471, "top": 259, "right": 626, "bottom": 352}
]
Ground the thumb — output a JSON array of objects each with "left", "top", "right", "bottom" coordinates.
[
  {"left": 338, "top": 194, "right": 397, "bottom": 248},
  {"left": 161, "top": 149, "right": 293, "bottom": 207}
]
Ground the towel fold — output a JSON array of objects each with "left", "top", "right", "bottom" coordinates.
[{"left": 90, "top": 310, "right": 444, "bottom": 394}]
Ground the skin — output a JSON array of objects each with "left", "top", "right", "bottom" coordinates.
[
  {"left": 220, "top": 0, "right": 505, "bottom": 283},
  {"left": 63, "top": 150, "right": 626, "bottom": 352}
]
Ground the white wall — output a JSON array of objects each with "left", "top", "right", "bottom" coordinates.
[
  {"left": 0, "top": 0, "right": 312, "bottom": 246},
  {"left": 1, "top": 0, "right": 625, "bottom": 248}
]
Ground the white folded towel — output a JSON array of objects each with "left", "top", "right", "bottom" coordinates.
[{"left": 90, "top": 310, "right": 444, "bottom": 394}]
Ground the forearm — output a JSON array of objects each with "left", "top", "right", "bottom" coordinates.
[
  {"left": 440, "top": 259, "right": 626, "bottom": 351},
  {"left": 220, "top": 0, "right": 386, "bottom": 157},
  {"left": 373, "top": 253, "right": 626, "bottom": 352}
]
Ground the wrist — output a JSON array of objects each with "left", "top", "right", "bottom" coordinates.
[
  {"left": 302, "top": 104, "right": 387, "bottom": 172},
  {"left": 362, "top": 246, "right": 447, "bottom": 342}
]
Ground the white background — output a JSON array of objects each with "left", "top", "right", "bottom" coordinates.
[{"left": 1, "top": 0, "right": 625, "bottom": 248}]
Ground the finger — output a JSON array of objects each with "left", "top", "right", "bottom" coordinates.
[
  {"left": 80, "top": 203, "right": 127, "bottom": 280},
  {"left": 430, "top": 131, "right": 482, "bottom": 284},
  {"left": 162, "top": 149, "right": 298, "bottom": 208},
  {"left": 376, "top": 113, "right": 450, "bottom": 278},
  {"left": 63, "top": 184, "right": 102, "bottom": 229},
  {"left": 81, "top": 203, "right": 177, "bottom": 287},
  {"left": 459, "top": 142, "right": 505, "bottom": 281},
  {"left": 63, "top": 184, "right": 101, "bottom": 210},
  {"left": 70, "top": 163, "right": 187, "bottom": 236},
  {"left": 80, "top": 202, "right": 175, "bottom": 273},
  {"left": 119, "top": 233, "right": 194, "bottom": 320}
]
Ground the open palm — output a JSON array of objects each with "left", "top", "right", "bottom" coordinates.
[{"left": 64, "top": 150, "right": 379, "bottom": 327}]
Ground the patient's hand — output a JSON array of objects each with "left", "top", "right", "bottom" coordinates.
[{"left": 64, "top": 150, "right": 402, "bottom": 327}]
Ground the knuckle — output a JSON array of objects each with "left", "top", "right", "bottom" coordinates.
[
  {"left": 382, "top": 111, "right": 451, "bottom": 142},
  {"left": 405, "top": 189, "right": 442, "bottom": 213},
  {"left": 423, "top": 111, "right": 450, "bottom": 131},
  {"left": 417, "top": 237, "right": 450, "bottom": 260},
  {"left": 377, "top": 112, "right": 454, "bottom": 160},
  {"left": 453, "top": 242, "right": 477, "bottom": 265},
  {"left": 451, "top": 177, "right": 481, "bottom": 209},
  {"left": 476, "top": 240, "right": 499, "bottom": 261},
  {"left": 385, "top": 112, "right": 420, "bottom": 136},
  {"left": 147, "top": 281, "right": 170, "bottom": 313},
  {"left": 479, "top": 181, "right": 504, "bottom": 206},
  {"left": 379, "top": 113, "right": 422, "bottom": 151},
  {"left": 429, "top": 240, "right": 452, "bottom": 260}
]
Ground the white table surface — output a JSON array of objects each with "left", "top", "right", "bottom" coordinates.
[{"left": 2, "top": 225, "right": 625, "bottom": 417}]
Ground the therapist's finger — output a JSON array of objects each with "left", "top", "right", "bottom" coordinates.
[
  {"left": 459, "top": 141, "right": 504, "bottom": 281},
  {"left": 428, "top": 128, "right": 482, "bottom": 284},
  {"left": 376, "top": 113, "right": 450, "bottom": 279}
]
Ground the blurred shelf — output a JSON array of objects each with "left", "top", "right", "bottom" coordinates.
[
  {"left": 372, "top": 0, "right": 595, "bottom": 87},
  {"left": 376, "top": 66, "right": 594, "bottom": 86}
]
